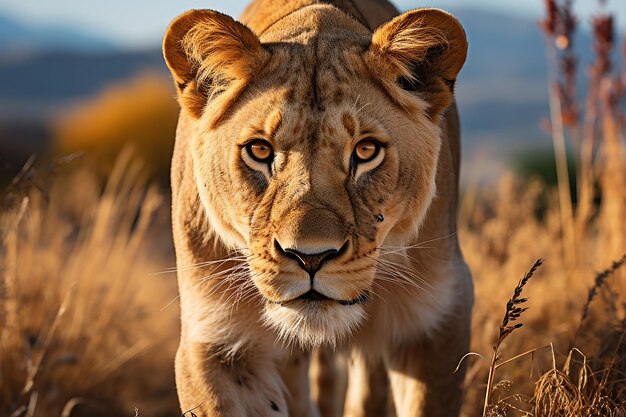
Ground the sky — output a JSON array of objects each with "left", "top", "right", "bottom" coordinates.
[{"left": 0, "top": 0, "right": 624, "bottom": 49}]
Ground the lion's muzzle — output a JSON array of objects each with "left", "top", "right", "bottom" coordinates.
[{"left": 274, "top": 239, "right": 348, "bottom": 277}]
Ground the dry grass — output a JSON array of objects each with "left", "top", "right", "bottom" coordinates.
[
  {"left": 466, "top": 248, "right": 626, "bottom": 416},
  {"left": 458, "top": 163, "right": 626, "bottom": 416},
  {"left": 460, "top": 177, "right": 626, "bottom": 416},
  {"left": 0, "top": 152, "right": 179, "bottom": 417}
]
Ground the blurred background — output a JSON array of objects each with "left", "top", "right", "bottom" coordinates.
[
  {"left": 0, "top": 0, "right": 624, "bottom": 185},
  {"left": 1, "top": 1, "right": 625, "bottom": 416}
]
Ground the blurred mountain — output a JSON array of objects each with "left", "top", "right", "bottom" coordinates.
[
  {"left": 452, "top": 8, "right": 551, "bottom": 161},
  {"left": 0, "top": 50, "right": 166, "bottom": 121},
  {"left": 0, "top": 7, "right": 595, "bottom": 173},
  {"left": 454, "top": 8, "right": 592, "bottom": 154},
  {"left": 0, "top": 13, "right": 116, "bottom": 54}
]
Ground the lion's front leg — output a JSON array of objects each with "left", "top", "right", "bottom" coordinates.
[
  {"left": 384, "top": 294, "right": 472, "bottom": 417},
  {"left": 175, "top": 342, "right": 288, "bottom": 417},
  {"left": 279, "top": 346, "right": 320, "bottom": 417},
  {"left": 310, "top": 347, "right": 345, "bottom": 417},
  {"left": 343, "top": 352, "right": 388, "bottom": 417}
]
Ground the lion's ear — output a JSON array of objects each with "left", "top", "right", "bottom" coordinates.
[
  {"left": 163, "top": 10, "right": 269, "bottom": 119},
  {"left": 367, "top": 8, "right": 467, "bottom": 118}
]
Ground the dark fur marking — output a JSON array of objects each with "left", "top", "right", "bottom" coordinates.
[
  {"left": 270, "top": 401, "right": 280, "bottom": 412},
  {"left": 342, "top": 113, "right": 356, "bottom": 137},
  {"left": 331, "top": 264, "right": 375, "bottom": 274},
  {"left": 349, "top": 247, "right": 378, "bottom": 262},
  {"left": 235, "top": 374, "right": 244, "bottom": 386},
  {"left": 308, "top": 37, "right": 322, "bottom": 110},
  {"left": 442, "top": 78, "right": 456, "bottom": 93}
]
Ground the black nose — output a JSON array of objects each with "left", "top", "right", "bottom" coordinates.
[{"left": 274, "top": 240, "right": 345, "bottom": 276}]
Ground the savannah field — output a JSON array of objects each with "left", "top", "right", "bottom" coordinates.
[{"left": 1, "top": 1, "right": 626, "bottom": 416}]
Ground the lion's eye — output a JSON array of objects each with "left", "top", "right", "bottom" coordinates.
[
  {"left": 353, "top": 140, "right": 380, "bottom": 163},
  {"left": 246, "top": 139, "right": 274, "bottom": 163}
]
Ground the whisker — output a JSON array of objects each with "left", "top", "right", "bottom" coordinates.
[
  {"left": 369, "top": 256, "right": 437, "bottom": 300},
  {"left": 369, "top": 281, "right": 393, "bottom": 304},
  {"left": 370, "top": 255, "right": 434, "bottom": 290},
  {"left": 151, "top": 256, "right": 249, "bottom": 275},
  {"left": 159, "top": 294, "right": 180, "bottom": 312},
  {"left": 375, "top": 272, "right": 424, "bottom": 297},
  {"left": 198, "top": 259, "right": 256, "bottom": 282},
  {"left": 375, "top": 266, "right": 433, "bottom": 293},
  {"left": 374, "top": 266, "right": 441, "bottom": 304},
  {"left": 378, "top": 232, "right": 457, "bottom": 254}
]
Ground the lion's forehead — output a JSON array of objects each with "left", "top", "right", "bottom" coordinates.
[
  {"left": 239, "top": 23, "right": 384, "bottom": 150},
  {"left": 260, "top": 34, "right": 369, "bottom": 109}
]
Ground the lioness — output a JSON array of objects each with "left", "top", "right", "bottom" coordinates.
[{"left": 163, "top": 0, "right": 472, "bottom": 416}]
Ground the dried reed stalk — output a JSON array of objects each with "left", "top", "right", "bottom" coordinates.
[
  {"left": 577, "top": 11, "right": 614, "bottom": 235},
  {"left": 541, "top": 0, "right": 577, "bottom": 265},
  {"left": 598, "top": 79, "right": 626, "bottom": 259},
  {"left": 483, "top": 259, "right": 543, "bottom": 416},
  {"left": 574, "top": 254, "right": 626, "bottom": 346}
]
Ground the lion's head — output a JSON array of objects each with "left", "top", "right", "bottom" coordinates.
[{"left": 164, "top": 5, "right": 467, "bottom": 348}]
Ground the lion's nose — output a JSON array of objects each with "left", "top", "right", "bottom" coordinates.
[{"left": 274, "top": 240, "right": 346, "bottom": 277}]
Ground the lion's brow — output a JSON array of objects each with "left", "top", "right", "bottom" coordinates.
[{"left": 264, "top": 109, "right": 284, "bottom": 140}]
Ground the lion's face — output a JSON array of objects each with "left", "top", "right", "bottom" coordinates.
[{"left": 164, "top": 6, "right": 466, "bottom": 347}]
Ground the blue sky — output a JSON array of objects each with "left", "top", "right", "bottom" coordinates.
[{"left": 0, "top": 0, "right": 624, "bottom": 49}]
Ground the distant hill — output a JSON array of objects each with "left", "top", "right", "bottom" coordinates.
[
  {"left": 0, "top": 13, "right": 116, "bottom": 54},
  {"left": 0, "top": 8, "right": 595, "bottom": 166},
  {"left": 456, "top": 8, "right": 592, "bottom": 149},
  {"left": 0, "top": 49, "right": 166, "bottom": 121},
  {"left": 454, "top": 8, "right": 552, "bottom": 156}
]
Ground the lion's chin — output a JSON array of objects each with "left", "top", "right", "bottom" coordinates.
[{"left": 263, "top": 300, "right": 366, "bottom": 349}]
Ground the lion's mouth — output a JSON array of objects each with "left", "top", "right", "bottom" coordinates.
[
  {"left": 297, "top": 289, "right": 331, "bottom": 301},
  {"left": 269, "top": 289, "right": 369, "bottom": 306}
]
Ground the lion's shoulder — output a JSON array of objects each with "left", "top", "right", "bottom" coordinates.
[{"left": 240, "top": 0, "right": 398, "bottom": 34}]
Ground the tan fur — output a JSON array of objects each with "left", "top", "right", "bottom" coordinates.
[{"left": 163, "top": 1, "right": 472, "bottom": 416}]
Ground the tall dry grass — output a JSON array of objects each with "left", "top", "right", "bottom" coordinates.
[
  {"left": 458, "top": 1, "right": 626, "bottom": 415},
  {"left": 0, "top": 152, "right": 179, "bottom": 417}
]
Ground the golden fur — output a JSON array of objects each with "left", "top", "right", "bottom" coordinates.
[{"left": 163, "top": 0, "right": 472, "bottom": 416}]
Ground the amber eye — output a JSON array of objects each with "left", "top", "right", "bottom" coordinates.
[
  {"left": 353, "top": 139, "right": 380, "bottom": 163},
  {"left": 246, "top": 139, "right": 274, "bottom": 163}
]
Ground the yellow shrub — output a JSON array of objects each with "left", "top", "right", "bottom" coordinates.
[{"left": 53, "top": 72, "right": 179, "bottom": 184}]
